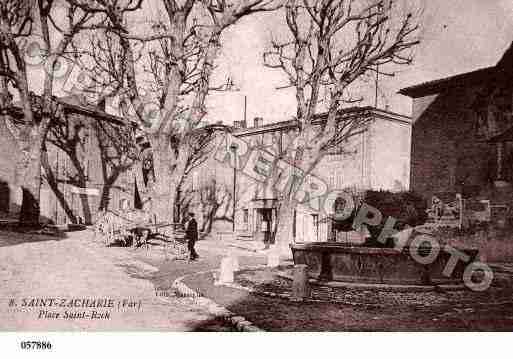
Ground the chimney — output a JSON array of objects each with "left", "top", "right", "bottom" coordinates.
[
  {"left": 253, "top": 117, "right": 263, "bottom": 128},
  {"left": 233, "top": 120, "right": 247, "bottom": 129}
]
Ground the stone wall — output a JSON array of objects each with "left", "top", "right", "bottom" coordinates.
[
  {"left": 0, "top": 118, "right": 22, "bottom": 218},
  {"left": 368, "top": 118, "right": 411, "bottom": 191},
  {"left": 45, "top": 114, "right": 137, "bottom": 225},
  {"left": 410, "top": 84, "right": 496, "bottom": 201},
  {"left": 190, "top": 110, "right": 412, "bottom": 240},
  {"left": 314, "top": 132, "right": 365, "bottom": 191},
  {"left": 2, "top": 111, "right": 138, "bottom": 225}
]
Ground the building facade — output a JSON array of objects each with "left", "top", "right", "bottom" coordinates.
[
  {"left": 0, "top": 96, "right": 145, "bottom": 225},
  {"left": 400, "top": 43, "right": 513, "bottom": 209},
  {"left": 188, "top": 107, "right": 412, "bottom": 243}
]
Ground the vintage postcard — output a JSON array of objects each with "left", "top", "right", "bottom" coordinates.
[{"left": 1, "top": 0, "right": 513, "bottom": 347}]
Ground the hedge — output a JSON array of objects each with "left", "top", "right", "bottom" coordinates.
[{"left": 362, "top": 190, "right": 428, "bottom": 247}]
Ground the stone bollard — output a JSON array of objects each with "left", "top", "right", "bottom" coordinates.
[
  {"left": 267, "top": 250, "right": 280, "bottom": 268},
  {"left": 216, "top": 255, "right": 238, "bottom": 285},
  {"left": 217, "top": 257, "right": 234, "bottom": 284},
  {"left": 291, "top": 264, "right": 311, "bottom": 301},
  {"left": 231, "top": 255, "right": 240, "bottom": 272}
]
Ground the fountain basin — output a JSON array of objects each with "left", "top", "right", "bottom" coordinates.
[{"left": 290, "top": 242, "right": 478, "bottom": 286}]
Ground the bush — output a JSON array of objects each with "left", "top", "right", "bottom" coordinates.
[{"left": 362, "top": 190, "right": 428, "bottom": 246}]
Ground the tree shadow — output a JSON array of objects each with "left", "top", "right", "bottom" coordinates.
[
  {"left": 0, "top": 177, "right": 64, "bottom": 231},
  {"left": 179, "top": 178, "right": 237, "bottom": 239},
  {"left": 42, "top": 114, "right": 91, "bottom": 224},
  {"left": 0, "top": 228, "right": 67, "bottom": 247},
  {"left": 41, "top": 108, "right": 138, "bottom": 225},
  {"left": 95, "top": 119, "right": 139, "bottom": 212},
  {"left": 0, "top": 178, "right": 68, "bottom": 246}
]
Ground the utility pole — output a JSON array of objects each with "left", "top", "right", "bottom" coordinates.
[
  {"left": 375, "top": 64, "right": 379, "bottom": 109},
  {"left": 230, "top": 144, "right": 238, "bottom": 232},
  {"left": 244, "top": 95, "right": 247, "bottom": 124}
]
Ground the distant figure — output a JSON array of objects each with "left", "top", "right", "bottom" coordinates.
[{"left": 185, "top": 212, "right": 199, "bottom": 261}]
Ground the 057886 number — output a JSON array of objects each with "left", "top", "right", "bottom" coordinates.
[{"left": 20, "top": 341, "right": 52, "bottom": 350}]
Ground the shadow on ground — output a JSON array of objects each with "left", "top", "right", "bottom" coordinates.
[
  {"left": 0, "top": 227, "right": 67, "bottom": 247},
  {"left": 180, "top": 267, "right": 513, "bottom": 331},
  {"left": 95, "top": 237, "right": 513, "bottom": 331}
]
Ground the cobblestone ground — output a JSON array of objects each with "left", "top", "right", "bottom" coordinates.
[
  {"left": 6, "top": 228, "right": 512, "bottom": 331},
  {"left": 181, "top": 265, "right": 513, "bottom": 331},
  {"left": 0, "top": 230, "right": 231, "bottom": 331},
  {"left": 132, "top": 237, "right": 268, "bottom": 293},
  {"left": 236, "top": 268, "right": 513, "bottom": 308}
]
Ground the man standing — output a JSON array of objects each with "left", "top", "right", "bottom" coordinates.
[{"left": 185, "top": 212, "right": 199, "bottom": 261}]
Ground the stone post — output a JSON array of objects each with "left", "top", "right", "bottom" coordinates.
[
  {"left": 291, "top": 264, "right": 310, "bottom": 301},
  {"left": 216, "top": 254, "right": 239, "bottom": 285},
  {"left": 217, "top": 257, "right": 234, "bottom": 284},
  {"left": 230, "top": 254, "right": 240, "bottom": 272},
  {"left": 267, "top": 250, "right": 280, "bottom": 267}
]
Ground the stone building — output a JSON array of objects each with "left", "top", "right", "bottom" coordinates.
[
  {"left": 400, "top": 43, "right": 513, "bottom": 209},
  {"left": 0, "top": 96, "right": 145, "bottom": 225},
  {"left": 188, "top": 106, "right": 412, "bottom": 243}
]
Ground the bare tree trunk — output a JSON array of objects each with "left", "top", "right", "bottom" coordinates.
[
  {"left": 41, "top": 150, "right": 77, "bottom": 224},
  {"left": 273, "top": 197, "right": 295, "bottom": 256},
  {"left": 17, "top": 125, "right": 47, "bottom": 225},
  {"left": 98, "top": 183, "right": 112, "bottom": 211},
  {"left": 69, "top": 155, "right": 92, "bottom": 224},
  {"left": 272, "top": 145, "right": 320, "bottom": 256},
  {"left": 18, "top": 144, "right": 42, "bottom": 225},
  {"left": 99, "top": 174, "right": 118, "bottom": 211},
  {"left": 150, "top": 135, "right": 189, "bottom": 227},
  {"left": 150, "top": 137, "right": 175, "bottom": 224},
  {"left": 203, "top": 202, "right": 220, "bottom": 234}
]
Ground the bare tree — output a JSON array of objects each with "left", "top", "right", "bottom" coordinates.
[
  {"left": 67, "top": 0, "right": 281, "bottom": 227},
  {"left": 0, "top": 0, "right": 95, "bottom": 224},
  {"left": 95, "top": 119, "right": 139, "bottom": 212},
  {"left": 0, "top": 1, "right": 43, "bottom": 224},
  {"left": 179, "top": 178, "right": 232, "bottom": 234},
  {"left": 41, "top": 110, "right": 87, "bottom": 224},
  {"left": 263, "top": 0, "right": 420, "bottom": 250}
]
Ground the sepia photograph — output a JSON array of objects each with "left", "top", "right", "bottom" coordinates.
[{"left": 0, "top": 0, "right": 513, "bottom": 350}]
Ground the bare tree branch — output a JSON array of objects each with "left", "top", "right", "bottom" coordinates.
[
  {"left": 68, "top": 0, "right": 283, "bottom": 223},
  {"left": 262, "top": 0, "right": 420, "bottom": 245}
]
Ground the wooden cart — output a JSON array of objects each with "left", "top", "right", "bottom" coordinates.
[{"left": 94, "top": 210, "right": 188, "bottom": 260}]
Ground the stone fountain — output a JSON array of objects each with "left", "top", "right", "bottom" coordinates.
[{"left": 290, "top": 233, "right": 478, "bottom": 286}]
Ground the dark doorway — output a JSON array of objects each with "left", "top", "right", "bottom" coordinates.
[
  {"left": 0, "top": 180, "right": 9, "bottom": 214},
  {"left": 257, "top": 208, "right": 275, "bottom": 247}
]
